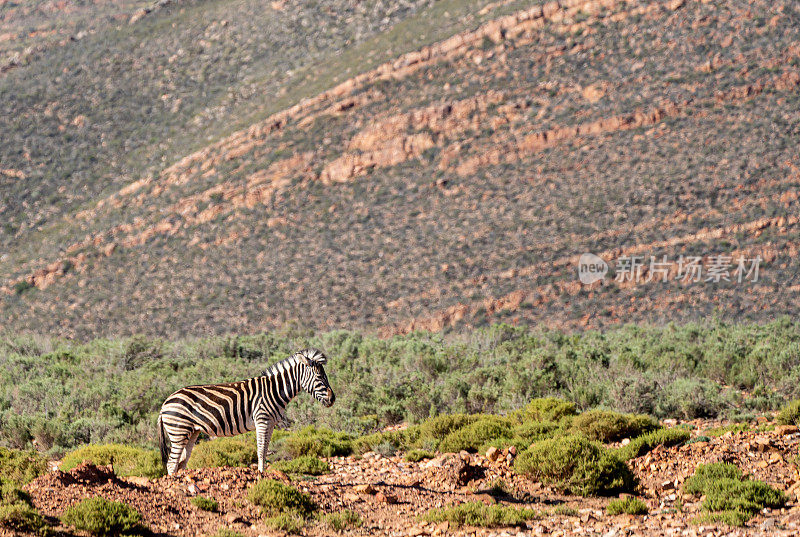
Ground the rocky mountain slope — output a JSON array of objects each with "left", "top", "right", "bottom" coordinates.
[{"left": 2, "top": 0, "right": 799, "bottom": 337}]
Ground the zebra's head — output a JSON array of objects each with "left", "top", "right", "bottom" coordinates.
[{"left": 296, "top": 348, "right": 335, "bottom": 407}]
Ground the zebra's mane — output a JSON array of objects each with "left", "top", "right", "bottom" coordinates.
[{"left": 260, "top": 354, "right": 300, "bottom": 378}]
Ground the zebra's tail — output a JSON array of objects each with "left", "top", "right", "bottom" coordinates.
[{"left": 158, "top": 414, "right": 168, "bottom": 470}]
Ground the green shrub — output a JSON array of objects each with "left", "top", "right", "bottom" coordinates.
[
  {"left": 422, "top": 502, "right": 541, "bottom": 527},
  {"left": 512, "top": 421, "right": 560, "bottom": 443},
  {"left": 685, "top": 435, "right": 711, "bottom": 445},
  {"left": 702, "top": 479, "right": 786, "bottom": 514},
  {"left": 550, "top": 505, "right": 578, "bottom": 516},
  {"left": 516, "top": 398, "right": 577, "bottom": 423},
  {"left": 570, "top": 410, "right": 658, "bottom": 442},
  {"left": 212, "top": 530, "right": 245, "bottom": 537},
  {"left": 684, "top": 463, "right": 786, "bottom": 525},
  {"left": 416, "top": 414, "right": 481, "bottom": 447},
  {"left": 405, "top": 449, "right": 435, "bottom": 462},
  {"left": 616, "top": 428, "right": 690, "bottom": 460},
  {"left": 352, "top": 429, "right": 408, "bottom": 454},
  {"left": 0, "top": 503, "right": 46, "bottom": 532},
  {"left": 272, "top": 456, "right": 330, "bottom": 475},
  {"left": 188, "top": 434, "right": 257, "bottom": 469},
  {"left": 515, "top": 435, "right": 636, "bottom": 496},
  {"left": 247, "top": 480, "right": 315, "bottom": 517},
  {"left": 0, "top": 447, "right": 47, "bottom": 486},
  {"left": 265, "top": 512, "right": 305, "bottom": 533},
  {"left": 190, "top": 496, "right": 218, "bottom": 512},
  {"left": 320, "top": 509, "right": 362, "bottom": 530},
  {"left": 607, "top": 497, "right": 648, "bottom": 515},
  {"left": 0, "top": 473, "right": 47, "bottom": 532},
  {"left": 61, "top": 497, "right": 143, "bottom": 536},
  {"left": 439, "top": 417, "right": 513, "bottom": 453},
  {"left": 61, "top": 444, "right": 164, "bottom": 478},
  {"left": 702, "top": 423, "right": 748, "bottom": 437},
  {"left": 691, "top": 510, "right": 749, "bottom": 527},
  {"left": 777, "top": 400, "right": 800, "bottom": 426},
  {"left": 683, "top": 462, "right": 742, "bottom": 494},
  {"left": 283, "top": 427, "right": 354, "bottom": 458}
]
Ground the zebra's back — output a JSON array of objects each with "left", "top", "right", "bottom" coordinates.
[{"left": 160, "top": 379, "right": 257, "bottom": 438}]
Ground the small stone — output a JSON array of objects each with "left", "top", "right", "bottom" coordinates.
[
  {"left": 776, "top": 425, "right": 798, "bottom": 436},
  {"left": 668, "top": 0, "right": 685, "bottom": 10},
  {"left": 225, "top": 513, "right": 246, "bottom": 525},
  {"left": 353, "top": 484, "right": 376, "bottom": 494},
  {"left": 375, "top": 492, "right": 397, "bottom": 504},
  {"left": 486, "top": 446, "right": 501, "bottom": 461}
]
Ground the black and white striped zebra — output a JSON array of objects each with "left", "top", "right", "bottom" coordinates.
[{"left": 157, "top": 348, "right": 334, "bottom": 475}]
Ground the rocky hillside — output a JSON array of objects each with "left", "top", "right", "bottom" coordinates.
[
  {"left": 21, "top": 418, "right": 800, "bottom": 536},
  {"left": 2, "top": 0, "right": 799, "bottom": 337}
]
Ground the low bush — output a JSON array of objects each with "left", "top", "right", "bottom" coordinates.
[
  {"left": 247, "top": 479, "right": 315, "bottom": 517},
  {"left": 320, "top": 509, "right": 362, "bottom": 530},
  {"left": 190, "top": 496, "right": 219, "bottom": 512},
  {"left": 777, "top": 400, "right": 800, "bottom": 426},
  {"left": 512, "top": 421, "right": 560, "bottom": 443},
  {"left": 683, "top": 462, "right": 742, "bottom": 494},
  {"left": 606, "top": 497, "right": 648, "bottom": 515},
  {"left": 405, "top": 449, "right": 435, "bottom": 462},
  {"left": 691, "top": 510, "right": 749, "bottom": 527},
  {"left": 515, "top": 398, "right": 577, "bottom": 423},
  {"left": 439, "top": 416, "right": 514, "bottom": 453},
  {"left": 212, "top": 530, "right": 245, "bottom": 537},
  {"left": 702, "top": 423, "right": 749, "bottom": 438},
  {"left": 422, "top": 502, "right": 541, "bottom": 527},
  {"left": 188, "top": 434, "right": 257, "bottom": 469},
  {"left": 616, "top": 428, "right": 690, "bottom": 460},
  {"left": 283, "top": 427, "right": 354, "bottom": 458},
  {"left": 61, "top": 444, "right": 164, "bottom": 478},
  {"left": 0, "top": 447, "right": 48, "bottom": 486},
  {"left": 550, "top": 505, "right": 578, "bottom": 516},
  {"left": 515, "top": 435, "right": 636, "bottom": 496},
  {"left": 265, "top": 512, "right": 305, "bottom": 533},
  {"left": 416, "top": 414, "right": 480, "bottom": 448},
  {"left": 0, "top": 503, "right": 47, "bottom": 532},
  {"left": 351, "top": 429, "right": 408, "bottom": 455},
  {"left": 570, "top": 410, "right": 659, "bottom": 443},
  {"left": 0, "top": 470, "right": 47, "bottom": 533},
  {"left": 684, "top": 435, "right": 711, "bottom": 445},
  {"left": 61, "top": 497, "right": 143, "bottom": 536},
  {"left": 272, "top": 456, "right": 330, "bottom": 475},
  {"left": 684, "top": 462, "right": 786, "bottom": 526}
]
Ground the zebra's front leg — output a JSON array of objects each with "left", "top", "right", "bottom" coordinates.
[{"left": 255, "top": 420, "right": 275, "bottom": 473}]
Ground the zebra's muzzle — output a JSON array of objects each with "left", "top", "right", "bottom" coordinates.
[{"left": 323, "top": 388, "right": 335, "bottom": 407}]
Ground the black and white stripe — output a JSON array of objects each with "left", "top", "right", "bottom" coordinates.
[{"left": 158, "top": 348, "right": 334, "bottom": 474}]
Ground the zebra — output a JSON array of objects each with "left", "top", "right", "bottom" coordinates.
[{"left": 158, "top": 348, "right": 335, "bottom": 475}]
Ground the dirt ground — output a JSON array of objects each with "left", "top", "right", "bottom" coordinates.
[{"left": 12, "top": 419, "right": 800, "bottom": 537}]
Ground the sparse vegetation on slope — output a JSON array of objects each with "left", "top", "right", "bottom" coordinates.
[
  {"left": 422, "top": 502, "right": 541, "bottom": 527},
  {"left": 0, "top": 322, "right": 794, "bottom": 455},
  {"left": 1, "top": 0, "right": 798, "bottom": 338}
]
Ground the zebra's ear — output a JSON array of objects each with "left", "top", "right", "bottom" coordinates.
[{"left": 300, "top": 348, "right": 327, "bottom": 365}]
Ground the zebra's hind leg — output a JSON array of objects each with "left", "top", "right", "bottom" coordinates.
[
  {"left": 178, "top": 430, "right": 201, "bottom": 471},
  {"left": 166, "top": 432, "right": 189, "bottom": 475}
]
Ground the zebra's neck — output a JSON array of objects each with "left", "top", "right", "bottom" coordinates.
[{"left": 258, "top": 355, "right": 302, "bottom": 408}]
